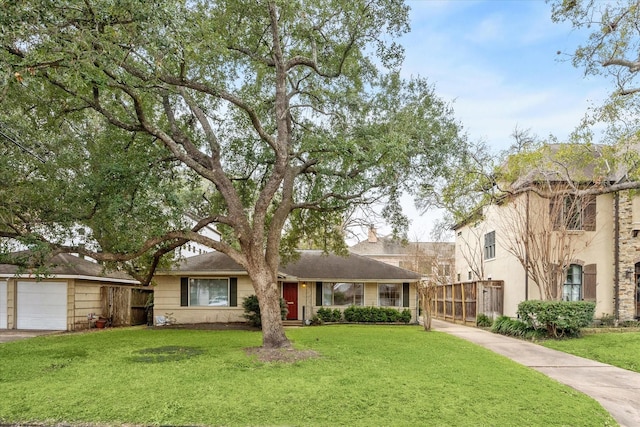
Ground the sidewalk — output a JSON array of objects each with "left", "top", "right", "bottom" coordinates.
[{"left": 431, "top": 319, "right": 640, "bottom": 427}]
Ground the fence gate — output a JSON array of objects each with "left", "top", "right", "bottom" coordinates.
[{"left": 432, "top": 281, "right": 503, "bottom": 325}]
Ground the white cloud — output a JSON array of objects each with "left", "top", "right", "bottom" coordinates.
[{"left": 395, "top": 0, "right": 614, "bottom": 238}]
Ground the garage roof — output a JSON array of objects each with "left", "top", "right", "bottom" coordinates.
[{"left": 0, "top": 252, "right": 139, "bottom": 284}]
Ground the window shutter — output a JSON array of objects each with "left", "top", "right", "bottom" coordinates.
[
  {"left": 402, "top": 283, "right": 410, "bottom": 307},
  {"left": 180, "top": 277, "right": 189, "bottom": 307},
  {"left": 583, "top": 264, "right": 597, "bottom": 301},
  {"left": 229, "top": 277, "right": 238, "bottom": 307},
  {"left": 315, "top": 282, "right": 323, "bottom": 306},
  {"left": 584, "top": 196, "right": 596, "bottom": 231}
]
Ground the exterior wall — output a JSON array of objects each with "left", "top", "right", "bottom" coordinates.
[
  {"left": 308, "top": 281, "right": 418, "bottom": 322},
  {"left": 455, "top": 191, "right": 617, "bottom": 319},
  {"left": 154, "top": 276, "right": 419, "bottom": 324},
  {"left": 618, "top": 191, "right": 639, "bottom": 320},
  {"left": 0, "top": 279, "right": 7, "bottom": 329},
  {"left": 3, "top": 277, "right": 143, "bottom": 330},
  {"left": 72, "top": 281, "right": 104, "bottom": 330},
  {"left": 7, "top": 278, "right": 15, "bottom": 329},
  {"left": 153, "top": 275, "right": 252, "bottom": 324}
]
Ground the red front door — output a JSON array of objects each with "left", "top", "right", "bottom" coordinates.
[{"left": 282, "top": 283, "right": 298, "bottom": 320}]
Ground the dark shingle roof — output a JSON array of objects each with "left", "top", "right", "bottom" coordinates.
[
  {"left": 162, "top": 250, "right": 420, "bottom": 281},
  {"left": 0, "top": 252, "right": 137, "bottom": 283},
  {"left": 280, "top": 250, "right": 420, "bottom": 281}
]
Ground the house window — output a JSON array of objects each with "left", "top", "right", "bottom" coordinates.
[
  {"left": 551, "top": 195, "right": 596, "bottom": 231},
  {"left": 484, "top": 231, "right": 496, "bottom": 260},
  {"left": 379, "top": 283, "right": 402, "bottom": 307},
  {"left": 189, "top": 278, "right": 229, "bottom": 306},
  {"left": 322, "top": 283, "right": 364, "bottom": 306},
  {"left": 563, "top": 264, "right": 582, "bottom": 301}
]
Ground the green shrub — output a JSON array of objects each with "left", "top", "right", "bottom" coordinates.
[
  {"left": 517, "top": 300, "right": 595, "bottom": 338},
  {"left": 342, "top": 306, "right": 411, "bottom": 323},
  {"left": 242, "top": 295, "right": 288, "bottom": 327},
  {"left": 316, "top": 307, "right": 342, "bottom": 322},
  {"left": 491, "top": 316, "right": 530, "bottom": 337},
  {"left": 476, "top": 313, "right": 493, "bottom": 327},
  {"left": 308, "top": 315, "right": 323, "bottom": 326},
  {"left": 399, "top": 309, "right": 412, "bottom": 324},
  {"left": 598, "top": 313, "right": 616, "bottom": 327}
]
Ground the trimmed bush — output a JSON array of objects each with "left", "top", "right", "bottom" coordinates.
[
  {"left": 517, "top": 300, "right": 596, "bottom": 338},
  {"left": 317, "top": 307, "right": 342, "bottom": 322},
  {"left": 343, "top": 306, "right": 412, "bottom": 324},
  {"left": 242, "top": 295, "right": 288, "bottom": 327}
]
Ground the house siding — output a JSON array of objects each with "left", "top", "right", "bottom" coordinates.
[
  {"left": 72, "top": 281, "right": 105, "bottom": 330},
  {"left": 153, "top": 275, "right": 252, "bottom": 324},
  {"left": 308, "top": 281, "right": 417, "bottom": 322}
]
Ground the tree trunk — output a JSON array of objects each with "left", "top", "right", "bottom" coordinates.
[
  {"left": 422, "top": 296, "right": 432, "bottom": 331},
  {"left": 253, "top": 272, "right": 290, "bottom": 349}
]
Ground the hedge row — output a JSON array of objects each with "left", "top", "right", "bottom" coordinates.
[{"left": 316, "top": 306, "right": 412, "bottom": 324}]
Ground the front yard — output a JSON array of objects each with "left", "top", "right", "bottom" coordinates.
[
  {"left": 0, "top": 325, "right": 615, "bottom": 426},
  {"left": 542, "top": 329, "right": 640, "bottom": 373}
]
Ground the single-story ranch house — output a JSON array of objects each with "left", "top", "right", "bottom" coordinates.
[
  {"left": 0, "top": 253, "right": 150, "bottom": 331},
  {"left": 153, "top": 250, "right": 422, "bottom": 324}
]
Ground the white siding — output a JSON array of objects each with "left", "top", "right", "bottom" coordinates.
[{"left": 0, "top": 280, "right": 7, "bottom": 329}]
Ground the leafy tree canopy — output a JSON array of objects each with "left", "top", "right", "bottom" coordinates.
[{"left": 0, "top": 0, "right": 468, "bottom": 348}]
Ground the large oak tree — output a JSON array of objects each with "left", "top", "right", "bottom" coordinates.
[{"left": 0, "top": 0, "right": 466, "bottom": 348}]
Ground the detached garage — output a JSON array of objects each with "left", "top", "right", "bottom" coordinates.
[{"left": 1, "top": 252, "right": 151, "bottom": 331}]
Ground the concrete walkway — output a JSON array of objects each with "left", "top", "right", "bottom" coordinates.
[
  {"left": 0, "top": 330, "right": 60, "bottom": 343},
  {"left": 431, "top": 319, "right": 640, "bottom": 427}
]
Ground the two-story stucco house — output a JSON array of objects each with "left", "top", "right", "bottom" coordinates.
[{"left": 454, "top": 146, "right": 640, "bottom": 321}]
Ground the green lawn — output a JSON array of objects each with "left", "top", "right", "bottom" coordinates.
[
  {"left": 542, "top": 330, "right": 640, "bottom": 373},
  {"left": 0, "top": 325, "right": 615, "bottom": 426}
]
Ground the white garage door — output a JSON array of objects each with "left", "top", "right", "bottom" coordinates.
[
  {"left": 0, "top": 280, "right": 7, "bottom": 329},
  {"left": 17, "top": 281, "right": 67, "bottom": 330}
]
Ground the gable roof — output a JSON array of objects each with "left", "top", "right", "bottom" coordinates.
[
  {"left": 0, "top": 252, "right": 139, "bottom": 284},
  {"left": 280, "top": 250, "right": 421, "bottom": 282},
  {"left": 160, "top": 250, "right": 421, "bottom": 282}
]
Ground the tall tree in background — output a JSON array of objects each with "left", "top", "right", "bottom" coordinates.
[{"left": 0, "top": 1, "right": 466, "bottom": 348}]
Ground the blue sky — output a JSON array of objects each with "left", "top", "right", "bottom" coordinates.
[
  {"left": 400, "top": 0, "right": 610, "bottom": 152},
  {"left": 395, "top": 0, "right": 612, "bottom": 239}
]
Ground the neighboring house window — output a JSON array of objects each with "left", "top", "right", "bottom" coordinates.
[
  {"left": 484, "top": 231, "right": 496, "bottom": 260},
  {"left": 379, "top": 283, "right": 402, "bottom": 307},
  {"left": 180, "top": 278, "right": 238, "bottom": 307},
  {"left": 551, "top": 195, "right": 596, "bottom": 231},
  {"left": 322, "top": 282, "right": 364, "bottom": 306},
  {"left": 563, "top": 264, "right": 582, "bottom": 301}
]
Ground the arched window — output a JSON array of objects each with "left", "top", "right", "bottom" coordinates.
[{"left": 563, "top": 264, "right": 582, "bottom": 301}]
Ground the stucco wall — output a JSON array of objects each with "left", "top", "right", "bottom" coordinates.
[{"left": 455, "top": 191, "right": 617, "bottom": 319}]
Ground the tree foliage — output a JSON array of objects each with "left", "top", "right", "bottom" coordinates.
[{"left": 0, "top": 0, "right": 467, "bottom": 348}]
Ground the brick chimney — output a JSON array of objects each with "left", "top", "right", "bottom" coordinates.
[{"left": 368, "top": 225, "right": 378, "bottom": 243}]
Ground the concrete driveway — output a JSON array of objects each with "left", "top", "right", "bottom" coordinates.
[
  {"left": 432, "top": 319, "right": 640, "bottom": 427},
  {"left": 0, "top": 330, "right": 61, "bottom": 343}
]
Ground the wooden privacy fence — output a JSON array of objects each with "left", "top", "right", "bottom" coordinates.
[
  {"left": 432, "top": 281, "right": 503, "bottom": 325},
  {"left": 101, "top": 286, "right": 153, "bottom": 326}
]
